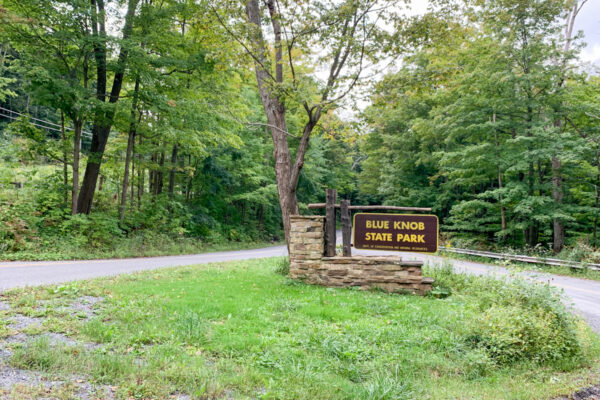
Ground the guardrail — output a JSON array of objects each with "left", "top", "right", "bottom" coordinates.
[{"left": 439, "top": 247, "right": 600, "bottom": 271}]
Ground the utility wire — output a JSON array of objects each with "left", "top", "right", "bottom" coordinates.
[{"left": 0, "top": 105, "right": 93, "bottom": 138}]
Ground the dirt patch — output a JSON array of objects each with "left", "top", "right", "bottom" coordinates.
[{"left": 555, "top": 384, "right": 600, "bottom": 400}]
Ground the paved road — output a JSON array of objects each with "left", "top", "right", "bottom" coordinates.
[{"left": 1, "top": 245, "right": 599, "bottom": 332}]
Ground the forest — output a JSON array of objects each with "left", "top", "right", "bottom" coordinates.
[{"left": 0, "top": 0, "right": 598, "bottom": 261}]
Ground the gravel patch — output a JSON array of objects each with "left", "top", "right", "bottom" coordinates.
[
  {"left": 7, "top": 314, "right": 42, "bottom": 331},
  {"left": 3, "top": 332, "right": 27, "bottom": 345},
  {"left": 68, "top": 296, "right": 104, "bottom": 319},
  {"left": 0, "top": 346, "right": 12, "bottom": 362},
  {"left": 44, "top": 332, "right": 78, "bottom": 347},
  {"left": 0, "top": 367, "right": 115, "bottom": 399},
  {"left": 0, "top": 368, "right": 61, "bottom": 391},
  {"left": 0, "top": 301, "right": 10, "bottom": 311}
]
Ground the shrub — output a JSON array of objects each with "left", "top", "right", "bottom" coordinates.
[
  {"left": 425, "top": 262, "right": 584, "bottom": 367},
  {"left": 470, "top": 304, "right": 581, "bottom": 365}
]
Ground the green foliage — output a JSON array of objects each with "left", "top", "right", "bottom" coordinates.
[
  {"left": 426, "top": 262, "right": 587, "bottom": 367},
  {"left": 359, "top": 0, "right": 599, "bottom": 252}
]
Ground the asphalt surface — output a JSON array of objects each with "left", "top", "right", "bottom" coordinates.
[{"left": 1, "top": 244, "right": 599, "bottom": 332}]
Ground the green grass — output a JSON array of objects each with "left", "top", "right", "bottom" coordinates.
[{"left": 2, "top": 258, "right": 599, "bottom": 399}]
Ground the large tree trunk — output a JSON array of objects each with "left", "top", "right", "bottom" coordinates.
[
  {"left": 77, "top": 0, "right": 138, "bottom": 214},
  {"left": 246, "top": 0, "right": 316, "bottom": 245}
]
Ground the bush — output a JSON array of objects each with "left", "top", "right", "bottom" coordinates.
[
  {"left": 59, "top": 213, "right": 123, "bottom": 248},
  {"left": 470, "top": 304, "right": 581, "bottom": 365},
  {"left": 425, "top": 261, "right": 585, "bottom": 367}
]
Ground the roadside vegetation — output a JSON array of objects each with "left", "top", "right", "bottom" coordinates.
[
  {"left": 437, "top": 249, "right": 600, "bottom": 282},
  {"left": 1, "top": 258, "right": 599, "bottom": 399}
]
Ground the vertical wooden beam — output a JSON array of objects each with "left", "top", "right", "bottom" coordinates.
[
  {"left": 325, "top": 188, "right": 337, "bottom": 257},
  {"left": 340, "top": 199, "right": 351, "bottom": 257}
]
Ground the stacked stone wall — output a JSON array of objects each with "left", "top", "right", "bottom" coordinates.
[{"left": 289, "top": 215, "right": 433, "bottom": 295}]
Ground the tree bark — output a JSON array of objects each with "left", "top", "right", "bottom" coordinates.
[
  {"left": 157, "top": 151, "right": 165, "bottom": 195},
  {"left": 77, "top": 0, "right": 139, "bottom": 214},
  {"left": 61, "top": 111, "right": 69, "bottom": 208},
  {"left": 119, "top": 77, "right": 140, "bottom": 222},
  {"left": 552, "top": 155, "right": 564, "bottom": 253},
  {"left": 72, "top": 119, "right": 82, "bottom": 215},
  {"left": 168, "top": 144, "right": 178, "bottom": 196},
  {"left": 493, "top": 113, "right": 506, "bottom": 232}
]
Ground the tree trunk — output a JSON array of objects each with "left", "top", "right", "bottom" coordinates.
[
  {"left": 246, "top": 0, "right": 315, "bottom": 245},
  {"left": 493, "top": 113, "right": 506, "bottom": 232},
  {"left": 119, "top": 131, "right": 135, "bottom": 222},
  {"left": 552, "top": 155, "right": 564, "bottom": 253},
  {"left": 72, "top": 120, "right": 82, "bottom": 215},
  {"left": 594, "top": 181, "right": 599, "bottom": 248},
  {"left": 77, "top": 0, "right": 139, "bottom": 214},
  {"left": 131, "top": 130, "right": 135, "bottom": 205},
  {"left": 137, "top": 136, "right": 143, "bottom": 208},
  {"left": 61, "top": 111, "right": 69, "bottom": 208},
  {"left": 119, "top": 77, "right": 140, "bottom": 222},
  {"left": 168, "top": 144, "right": 178, "bottom": 196},
  {"left": 157, "top": 151, "right": 165, "bottom": 195},
  {"left": 525, "top": 161, "right": 538, "bottom": 247}
]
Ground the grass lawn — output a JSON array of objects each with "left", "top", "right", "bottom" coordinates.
[{"left": 1, "top": 258, "right": 599, "bottom": 399}]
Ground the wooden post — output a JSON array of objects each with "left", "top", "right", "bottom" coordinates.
[
  {"left": 325, "top": 188, "right": 337, "bottom": 257},
  {"left": 341, "top": 199, "right": 351, "bottom": 256}
]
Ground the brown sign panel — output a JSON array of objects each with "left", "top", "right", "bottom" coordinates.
[{"left": 353, "top": 213, "right": 438, "bottom": 253}]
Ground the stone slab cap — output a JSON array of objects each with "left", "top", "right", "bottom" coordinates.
[
  {"left": 322, "top": 256, "right": 423, "bottom": 267},
  {"left": 290, "top": 215, "right": 326, "bottom": 219}
]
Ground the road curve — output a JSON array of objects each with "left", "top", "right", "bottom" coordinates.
[{"left": 1, "top": 245, "right": 599, "bottom": 332}]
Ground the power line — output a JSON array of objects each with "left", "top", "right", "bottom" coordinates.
[{"left": 0, "top": 105, "right": 93, "bottom": 138}]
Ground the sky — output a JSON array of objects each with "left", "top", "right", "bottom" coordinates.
[{"left": 575, "top": 0, "right": 600, "bottom": 65}]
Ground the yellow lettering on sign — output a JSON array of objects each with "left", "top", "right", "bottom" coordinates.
[
  {"left": 366, "top": 220, "right": 389, "bottom": 229},
  {"left": 396, "top": 233, "right": 427, "bottom": 243},
  {"left": 393, "top": 221, "right": 426, "bottom": 230},
  {"left": 365, "top": 232, "right": 392, "bottom": 241}
]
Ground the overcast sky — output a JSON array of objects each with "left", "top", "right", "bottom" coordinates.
[{"left": 575, "top": 0, "right": 600, "bottom": 65}]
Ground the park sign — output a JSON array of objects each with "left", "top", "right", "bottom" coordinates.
[{"left": 353, "top": 213, "right": 438, "bottom": 253}]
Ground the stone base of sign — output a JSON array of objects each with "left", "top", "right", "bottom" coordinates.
[{"left": 289, "top": 215, "right": 433, "bottom": 295}]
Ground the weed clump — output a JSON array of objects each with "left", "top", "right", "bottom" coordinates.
[
  {"left": 426, "top": 262, "right": 589, "bottom": 368},
  {"left": 274, "top": 256, "right": 290, "bottom": 276}
]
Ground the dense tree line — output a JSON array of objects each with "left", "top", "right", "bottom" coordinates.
[
  {"left": 0, "top": 0, "right": 359, "bottom": 255},
  {"left": 0, "top": 0, "right": 598, "bottom": 258},
  {"left": 360, "top": 0, "right": 599, "bottom": 254}
]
